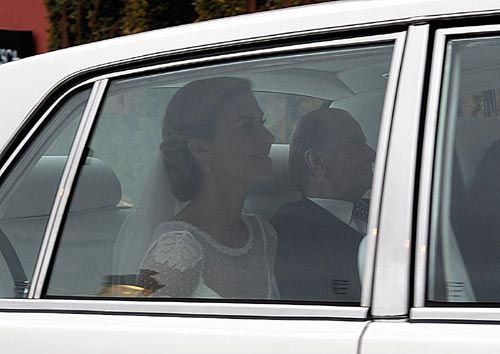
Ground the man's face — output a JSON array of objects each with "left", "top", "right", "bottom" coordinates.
[{"left": 319, "top": 113, "right": 375, "bottom": 201}]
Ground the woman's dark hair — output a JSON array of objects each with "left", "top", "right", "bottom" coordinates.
[{"left": 160, "top": 77, "right": 252, "bottom": 201}]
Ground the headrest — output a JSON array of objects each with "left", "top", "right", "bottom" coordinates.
[
  {"left": 3, "top": 156, "right": 122, "bottom": 219},
  {"left": 250, "top": 144, "right": 296, "bottom": 194}
]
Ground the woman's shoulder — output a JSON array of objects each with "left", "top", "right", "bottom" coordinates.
[
  {"left": 145, "top": 222, "right": 203, "bottom": 272},
  {"left": 154, "top": 219, "right": 199, "bottom": 234}
]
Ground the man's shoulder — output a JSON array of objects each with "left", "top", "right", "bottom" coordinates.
[
  {"left": 271, "top": 198, "right": 336, "bottom": 228},
  {"left": 271, "top": 198, "right": 363, "bottom": 239},
  {"left": 272, "top": 198, "right": 314, "bottom": 219}
]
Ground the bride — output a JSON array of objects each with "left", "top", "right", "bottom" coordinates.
[{"left": 139, "top": 77, "right": 279, "bottom": 299}]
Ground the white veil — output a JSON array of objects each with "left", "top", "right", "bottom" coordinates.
[{"left": 112, "top": 153, "right": 186, "bottom": 276}]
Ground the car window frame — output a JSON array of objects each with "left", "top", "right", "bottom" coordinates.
[
  {"left": 0, "top": 30, "right": 406, "bottom": 320},
  {"left": 370, "top": 24, "right": 429, "bottom": 318},
  {"left": 413, "top": 23, "right": 500, "bottom": 323}
]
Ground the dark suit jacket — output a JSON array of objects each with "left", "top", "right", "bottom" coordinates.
[{"left": 271, "top": 197, "right": 363, "bottom": 302}]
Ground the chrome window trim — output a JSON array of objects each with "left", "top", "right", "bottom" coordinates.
[
  {"left": 28, "top": 80, "right": 109, "bottom": 299},
  {"left": 413, "top": 29, "right": 448, "bottom": 308},
  {"left": 0, "top": 299, "right": 368, "bottom": 319},
  {"left": 426, "top": 23, "right": 500, "bottom": 37},
  {"left": 412, "top": 307, "right": 500, "bottom": 322},
  {"left": 413, "top": 25, "right": 500, "bottom": 315},
  {"left": 370, "top": 25, "right": 429, "bottom": 317},
  {"left": 1, "top": 32, "right": 405, "bottom": 318},
  {"left": 360, "top": 32, "right": 407, "bottom": 307}
]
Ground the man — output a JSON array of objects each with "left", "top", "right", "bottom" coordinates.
[{"left": 271, "top": 107, "right": 375, "bottom": 302}]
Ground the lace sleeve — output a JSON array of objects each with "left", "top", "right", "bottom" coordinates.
[{"left": 139, "top": 229, "right": 203, "bottom": 297}]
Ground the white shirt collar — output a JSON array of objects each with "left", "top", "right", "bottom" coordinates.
[{"left": 309, "top": 197, "right": 354, "bottom": 225}]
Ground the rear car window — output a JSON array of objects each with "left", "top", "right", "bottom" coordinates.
[{"left": 45, "top": 44, "right": 394, "bottom": 304}]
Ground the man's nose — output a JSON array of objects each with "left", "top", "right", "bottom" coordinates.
[{"left": 366, "top": 144, "right": 376, "bottom": 161}]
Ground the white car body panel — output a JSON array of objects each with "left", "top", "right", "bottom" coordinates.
[
  {"left": 363, "top": 322, "right": 500, "bottom": 354},
  {"left": 0, "top": 312, "right": 367, "bottom": 354}
]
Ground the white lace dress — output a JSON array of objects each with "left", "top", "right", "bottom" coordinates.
[{"left": 138, "top": 214, "right": 279, "bottom": 299}]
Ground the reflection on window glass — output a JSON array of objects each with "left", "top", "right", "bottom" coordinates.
[
  {"left": 256, "top": 92, "right": 325, "bottom": 144},
  {"left": 429, "top": 36, "right": 500, "bottom": 304},
  {"left": 0, "top": 88, "right": 90, "bottom": 298},
  {"left": 47, "top": 44, "right": 394, "bottom": 303}
]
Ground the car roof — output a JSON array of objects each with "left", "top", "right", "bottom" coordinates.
[{"left": 1, "top": 0, "right": 500, "bottom": 151}]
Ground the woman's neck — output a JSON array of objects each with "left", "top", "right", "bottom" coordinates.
[{"left": 175, "top": 176, "right": 249, "bottom": 248}]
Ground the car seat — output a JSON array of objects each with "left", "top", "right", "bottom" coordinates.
[{"left": 0, "top": 156, "right": 128, "bottom": 297}]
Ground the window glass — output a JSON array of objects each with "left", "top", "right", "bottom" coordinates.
[
  {"left": 47, "top": 44, "right": 394, "bottom": 303},
  {"left": 0, "top": 88, "right": 90, "bottom": 298},
  {"left": 429, "top": 35, "right": 500, "bottom": 304}
]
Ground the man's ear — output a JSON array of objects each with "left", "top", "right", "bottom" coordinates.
[
  {"left": 187, "top": 138, "right": 213, "bottom": 161},
  {"left": 304, "top": 148, "right": 326, "bottom": 177}
]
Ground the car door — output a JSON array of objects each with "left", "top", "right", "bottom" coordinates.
[
  {"left": 362, "top": 21, "right": 500, "bottom": 354},
  {"left": 0, "top": 28, "right": 406, "bottom": 354}
]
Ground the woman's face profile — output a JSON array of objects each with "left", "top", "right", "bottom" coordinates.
[{"left": 208, "top": 90, "right": 275, "bottom": 185}]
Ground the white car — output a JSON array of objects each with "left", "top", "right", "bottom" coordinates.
[{"left": 1, "top": 0, "right": 500, "bottom": 352}]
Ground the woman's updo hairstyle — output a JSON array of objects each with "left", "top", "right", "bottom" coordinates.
[{"left": 160, "top": 77, "right": 252, "bottom": 201}]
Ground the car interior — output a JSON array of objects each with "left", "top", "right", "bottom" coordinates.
[{"left": 0, "top": 44, "right": 393, "bottom": 299}]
